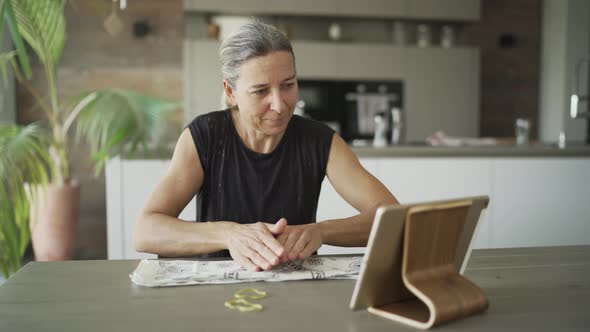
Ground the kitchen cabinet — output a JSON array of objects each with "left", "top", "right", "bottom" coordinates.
[
  {"left": 107, "top": 159, "right": 163, "bottom": 260},
  {"left": 185, "top": 0, "right": 403, "bottom": 17},
  {"left": 187, "top": 41, "right": 408, "bottom": 118},
  {"left": 106, "top": 159, "right": 197, "bottom": 260},
  {"left": 268, "top": 0, "right": 406, "bottom": 18},
  {"left": 292, "top": 42, "right": 405, "bottom": 80},
  {"left": 376, "top": 158, "right": 492, "bottom": 249},
  {"left": 404, "top": 47, "right": 480, "bottom": 141},
  {"left": 406, "top": 0, "right": 480, "bottom": 20},
  {"left": 187, "top": 41, "right": 479, "bottom": 139},
  {"left": 106, "top": 156, "right": 590, "bottom": 259},
  {"left": 271, "top": 0, "right": 344, "bottom": 17},
  {"left": 330, "top": 43, "right": 405, "bottom": 80},
  {"left": 290, "top": 42, "right": 340, "bottom": 80},
  {"left": 183, "top": 0, "right": 274, "bottom": 15},
  {"left": 184, "top": 0, "right": 479, "bottom": 21},
  {"left": 331, "top": 0, "right": 405, "bottom": 18},
  {"left": 316, "top": 157, "right": 590, "bottom": 254},
  {"left": 317, "top": 158, "right": 492, "bottom": 254},
  {"left": 184, "top": 40, "right": 223, "bottom": 121},
  {"left": 492, "top": 158, "right": 590, "bottom": 248}
]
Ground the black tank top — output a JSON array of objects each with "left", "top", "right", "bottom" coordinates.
[{"left": 187, "top": 109, "right": 334, "bottom": 256}]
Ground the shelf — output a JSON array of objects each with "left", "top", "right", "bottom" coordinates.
[{"left": 184, "top": 0, "right": 480, "bottom": 22}]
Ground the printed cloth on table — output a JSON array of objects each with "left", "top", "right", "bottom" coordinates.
[{"left": 130, "top": 255, "right": 362, "bottom": 287}]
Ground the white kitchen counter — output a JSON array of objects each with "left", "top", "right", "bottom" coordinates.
[
  {"left": 352, "top": 143, "right": 590, "bottom": 157},
  {"left": 121, "top": 142, "right": 590, "bottom": 159},
  {"left": 106, "top": 152, "right": 590, "bottom": 259}
]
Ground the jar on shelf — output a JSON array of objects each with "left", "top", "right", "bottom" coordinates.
[
  {"left": 328, "top": 22, "right": 342, "bottom": 41},
  {"left": 391, "top": 21, "right": 407, "bottom": 46},
  {"left": 416, "top": 24, "right": 432, "bottom": 48},
  {"left": 440, "top": 25, "right": 456, "bottom": 48}
]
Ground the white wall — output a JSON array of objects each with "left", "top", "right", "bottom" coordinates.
[{"left": 539, "top": 0, "right": 590, "bottom": 142}]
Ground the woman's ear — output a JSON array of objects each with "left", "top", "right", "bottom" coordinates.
[{"left": 223, "top": 80, "right": 236, "bottom": 107}]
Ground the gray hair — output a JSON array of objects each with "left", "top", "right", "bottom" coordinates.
[{"left": 219, "top": 21, "right": 295, "bottom": 108}]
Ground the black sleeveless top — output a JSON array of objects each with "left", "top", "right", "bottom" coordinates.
[{"left": 187, "top": 109, "right": 335, "bottom": 256}]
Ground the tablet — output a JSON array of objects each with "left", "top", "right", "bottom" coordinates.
[{"left": 349, "top": 196, "right": 489, "bottom": 311}]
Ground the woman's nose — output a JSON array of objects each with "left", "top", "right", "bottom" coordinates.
[{"left": 269, "top": 90, "right": 284, "bottom": 114}]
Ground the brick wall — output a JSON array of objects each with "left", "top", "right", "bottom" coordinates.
[
  {"left": 16, "top": 0, "right": 184, "bottom": 259},
  {"left": 466, "top": 0, "right": 541, "bottom": 138}
]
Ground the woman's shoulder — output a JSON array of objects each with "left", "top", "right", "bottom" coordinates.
[
  {"left": 186, "top": 109, "right": 231, "bottom": 145},
  {"left": 188, "top": 109, "right": 230, "bottom": 129},
  {"left": 291, "top": 115, "right": 335, "bottom": 138}
]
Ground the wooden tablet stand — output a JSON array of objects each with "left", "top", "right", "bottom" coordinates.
[{"left": 367, "top": 200, "right": 489, "bottom": 329}]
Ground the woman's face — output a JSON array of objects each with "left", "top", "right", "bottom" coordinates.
[{"left": 225, "top": 51, "right": 298, "bottom": 136}]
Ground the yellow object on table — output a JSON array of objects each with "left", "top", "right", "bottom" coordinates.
[{"left": 224, "top": 288, "right": 267, "bottom": 312}]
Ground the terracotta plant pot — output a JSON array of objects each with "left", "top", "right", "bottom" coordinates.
[{"left": 28, "top": 181, "right": 80, "bottom": 261}]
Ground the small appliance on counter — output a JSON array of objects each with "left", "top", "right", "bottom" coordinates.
[{"left": 373, "top": 112, "right": 388, "bottom": 147}]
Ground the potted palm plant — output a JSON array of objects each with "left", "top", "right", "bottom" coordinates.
[{"left": 0, "top": 0, "right": 181, "bottom": 278}]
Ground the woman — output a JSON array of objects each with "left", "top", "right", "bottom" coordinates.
[{"left": 134, "top": 21, "right": 398, "bottom": 272}]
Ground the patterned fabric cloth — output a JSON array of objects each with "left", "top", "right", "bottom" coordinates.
[{"left": 130, "top": 256, "right": 362, "bottom": 287}]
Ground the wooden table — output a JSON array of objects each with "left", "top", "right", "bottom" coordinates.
[{"left": 1, "top": 246, "right": 589, "bottom": 331}]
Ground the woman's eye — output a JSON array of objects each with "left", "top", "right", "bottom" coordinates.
[
  {"left": 282, "top": 82, "right": 295, "bottom": 88},
  {"left": 253, "top": 89, "right": 267, "bottom": 95}
]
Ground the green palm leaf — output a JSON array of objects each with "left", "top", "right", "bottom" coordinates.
[
  {"left": 73, "top": 89, "right": 182, "bottom": 174},
  {"left": 9, "top": 0, "right": 66, "bottom": 67},
  {"left": 0, "top": 2, "right": 182, "bottom": 278},
  {"left": 0, "top": 50, "right": 16, "bottom": 82},
  {"left": 0, "top": 0, "right": 32, "bottom": 78},
  {"left": 0, "top": 124, "right": 54, "bottom": 278}
]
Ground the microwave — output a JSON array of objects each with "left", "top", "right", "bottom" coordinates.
[{"left": 297, "top": 80, "right": 403, "bottom": 141}]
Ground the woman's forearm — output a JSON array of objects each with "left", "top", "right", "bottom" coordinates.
[
  {"left": 316, "top": 207, "right": 378, "bottom": 247},
  {"left": 134, "top": 213, "right": 235, "bottom": 257}
]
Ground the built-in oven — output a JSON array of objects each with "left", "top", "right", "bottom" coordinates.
[{"left": 297, "top": 80, "right": 403, "bottom": 142}]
